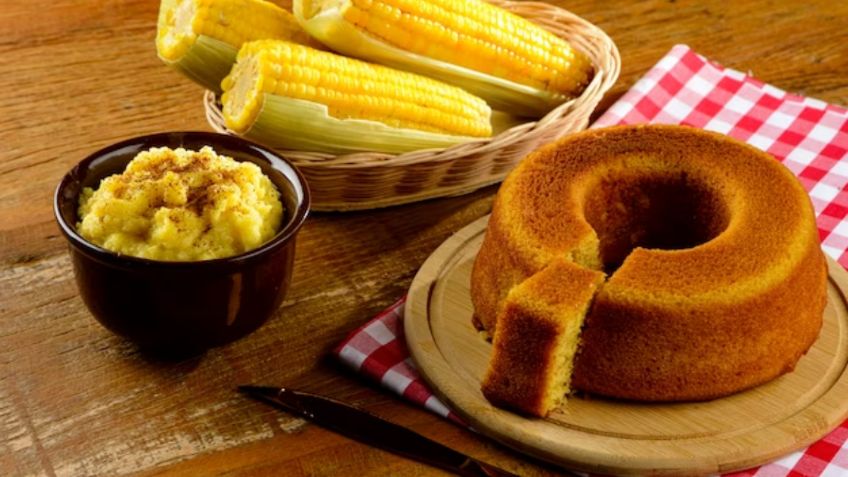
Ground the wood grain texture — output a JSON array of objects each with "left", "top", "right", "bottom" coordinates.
[
  {"left": 404, "top": 217, "right": 848, "bottom": 475},
  {"left": 0, "top": 0, "right": 846, "bottom": 476}
]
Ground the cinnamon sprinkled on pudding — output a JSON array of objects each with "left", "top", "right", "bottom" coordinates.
[{"left": 77, "top": 146, "right": 283, "bottom": 261}]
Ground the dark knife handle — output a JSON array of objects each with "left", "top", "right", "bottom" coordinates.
[
  {"left": 288, "top": 390, "right": 500, "bottom": 475},
  {"left": 241, "top": 386, "right": 521, "bottom": 477}
]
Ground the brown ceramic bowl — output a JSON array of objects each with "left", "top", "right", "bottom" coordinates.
[{"left": 54, "top": 132, "right": 310, "bottom": 355}]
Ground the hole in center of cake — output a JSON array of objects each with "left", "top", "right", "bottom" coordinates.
[{"left": 582, "top": 169, "right": 731, "bottom": 273}]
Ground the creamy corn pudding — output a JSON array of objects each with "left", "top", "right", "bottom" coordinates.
[{"left": 77, "top": 146, "right": 283, "bottom": 261}]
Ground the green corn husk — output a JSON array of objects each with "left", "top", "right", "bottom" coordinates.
[
  {"left": 159, "top": 35, "right": 238, "bottom": 93},
  {"left": 239, "top": 95, "right": 485, "bottom": 155}
]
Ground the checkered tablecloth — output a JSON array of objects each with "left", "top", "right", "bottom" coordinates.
[{"left": 334, "top": 45, "right": 848, "bottom": 476}]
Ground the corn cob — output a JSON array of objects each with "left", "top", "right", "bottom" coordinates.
[
  {"left": 221, "top": 40, "right": 492, "bottom": 154},
  {"left": 156, "top": 0, "right": 321, "bottom": 92},
  {"left": 293, "top": 0, "right": 594, "bottom": 117}
]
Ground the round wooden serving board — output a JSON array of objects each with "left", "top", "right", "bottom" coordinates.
[{"left": 405, "top": 216, "right": 848, "bottom": 476}]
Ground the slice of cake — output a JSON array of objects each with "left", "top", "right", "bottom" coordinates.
[{"left": 481, "top": 258, "right": 605, "bottom": 417}]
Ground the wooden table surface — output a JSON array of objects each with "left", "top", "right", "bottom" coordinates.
[{"left": 2, "top": 1, "right": 846, "bottom": 476}]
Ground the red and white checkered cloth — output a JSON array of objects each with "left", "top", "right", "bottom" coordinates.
[{"left": 334, "top": 45, "right": 848, "bottom": 476}]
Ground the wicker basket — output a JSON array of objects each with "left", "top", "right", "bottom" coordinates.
[{"left": 205, "top": 0, "right": 620, "bottom": 211}]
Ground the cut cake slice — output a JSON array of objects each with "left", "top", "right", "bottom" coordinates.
[{"left": 481, "top": 257, "right": 605, "bottom": 417}]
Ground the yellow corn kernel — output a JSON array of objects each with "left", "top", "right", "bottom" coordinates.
[
  {"left": 158, "top": 0, "right": 318, "bottom": 62},
  {"left": 347, "top": 0, "right": 592, "bottom": 96},
  {"left": 221, "top": 40, "right": 492, "bottom": 138}
]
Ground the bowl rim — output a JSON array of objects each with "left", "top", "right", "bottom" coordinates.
[{"left": 53, "top": 131, "right": 311, "bottom": 269}]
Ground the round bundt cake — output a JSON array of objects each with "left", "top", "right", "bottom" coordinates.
[{"left": 473, "top": 124, "right": 827, "bottom": 416}]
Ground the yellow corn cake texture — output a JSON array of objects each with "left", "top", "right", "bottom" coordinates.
[
  {"left": 471, "top": 125, "right": 827, "bottom": 413},
  {"left": 77, "top": 146, "right": 283, "bottom": 261},
  {"left": 482, "top": 258, "right": 604, "bottom": 416}
]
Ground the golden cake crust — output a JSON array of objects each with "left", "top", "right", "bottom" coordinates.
[{"left": 471, "top": 124, "right": 827, "bottom": 402}]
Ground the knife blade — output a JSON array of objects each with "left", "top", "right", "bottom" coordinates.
[{"left": 238, "top": 385, "right": 519, "bottom": 477}]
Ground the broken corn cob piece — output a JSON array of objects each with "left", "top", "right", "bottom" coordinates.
[
  {"left": 156, "top": 0, "right": 320, "bottom": 92},
  {"left": 221, "top": 40, "right": 493, "bottom": 154},
  {"left": 293, "top": 0, "right": 594, "bottom": 117}
]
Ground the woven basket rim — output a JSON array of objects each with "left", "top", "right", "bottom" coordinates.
[{"left": 205, "top": 0, "right": 621, "bottom": 169}]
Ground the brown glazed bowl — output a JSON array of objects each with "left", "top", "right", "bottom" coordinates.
[{"left": 54, "top": 132, "right": 310, "bottom": 355}]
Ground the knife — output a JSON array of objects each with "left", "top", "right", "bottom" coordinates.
[{"left": 238, "top": 385, "right": 520, "bottom": 477}]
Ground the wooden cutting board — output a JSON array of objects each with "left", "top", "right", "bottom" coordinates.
[{"left": 405, "top": 216, "right": 848, "bottom": 476}]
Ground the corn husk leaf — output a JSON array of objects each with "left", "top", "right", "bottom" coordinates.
[
  {"left": 158, "top": 35, "right": 237, "bottom": 93},
  {"left": 156, "top": 0, "right": 236, "bottom": 92},
  {"left": 293, "top": 0, "right": 568, "bottom": 117},
  {"left": 242, "top": 95, "right": 483, "bottom": 155}
]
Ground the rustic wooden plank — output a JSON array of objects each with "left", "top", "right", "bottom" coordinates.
[{"left": 0, "top": 0, "right": 846, "bottom": 475}]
